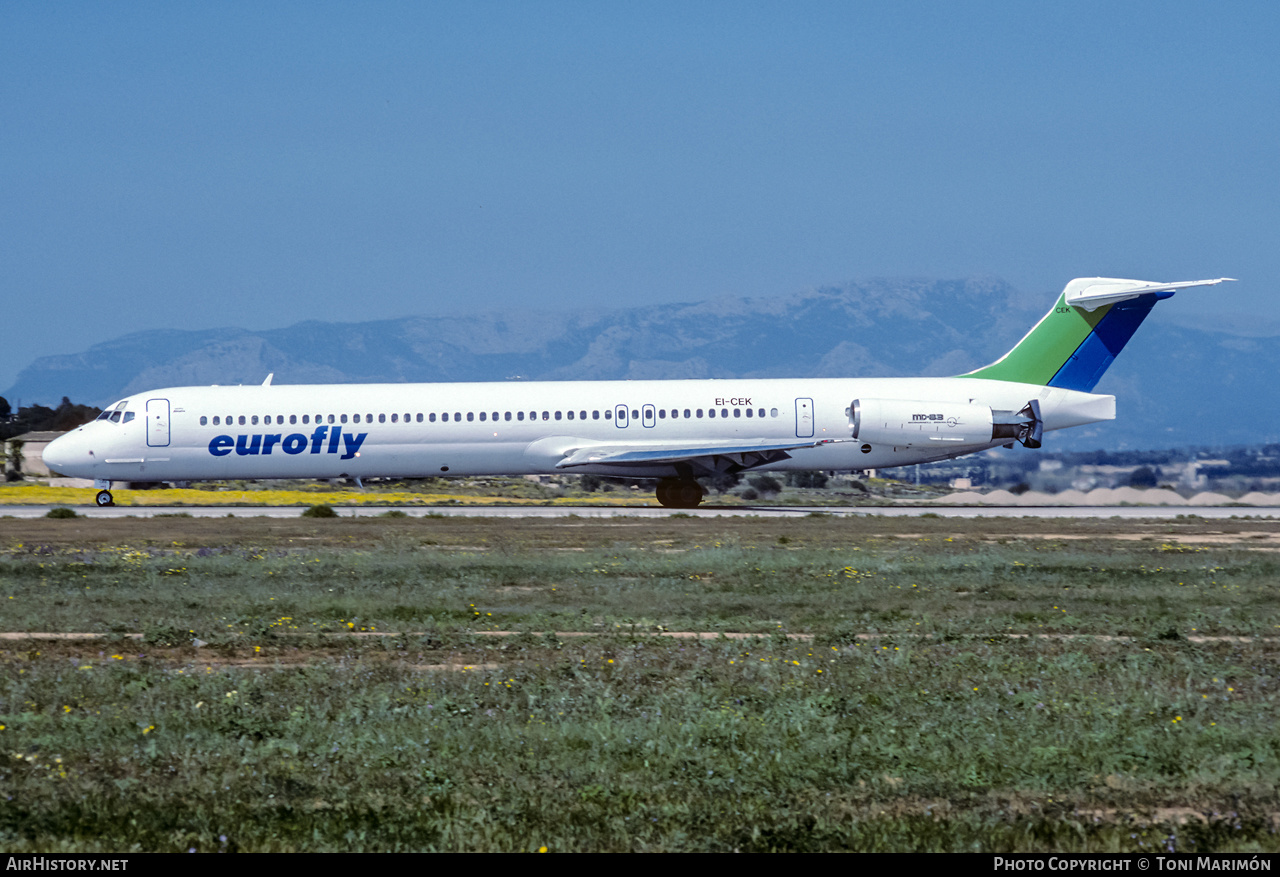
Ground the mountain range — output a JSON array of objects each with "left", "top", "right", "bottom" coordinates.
[{"left": 7, "top": 277, "right": 1277, "bottom": 450}]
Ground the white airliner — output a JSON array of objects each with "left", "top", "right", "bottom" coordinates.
[{"left": 43, "top": 276, "right": 1233, "bottom": 508}]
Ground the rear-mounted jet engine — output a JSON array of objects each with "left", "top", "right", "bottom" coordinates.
[{"left": 849, "top": 398, "right": 1042, "bottom": 449}]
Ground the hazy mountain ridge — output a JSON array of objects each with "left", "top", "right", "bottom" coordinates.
[{"left": 7, "top": 277, "right": 1276, "bottom": 449}]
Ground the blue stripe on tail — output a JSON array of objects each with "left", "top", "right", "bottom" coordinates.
[{"left": 1048, "top": 292, "right": 1173, "bottom": 392}]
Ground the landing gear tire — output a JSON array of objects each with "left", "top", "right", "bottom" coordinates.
[
  {"left": 95, "top": 490, "right": 114, "bottom": 507},
  {"left": 656, "top": 479, "right": 704, "bottom": 509}
]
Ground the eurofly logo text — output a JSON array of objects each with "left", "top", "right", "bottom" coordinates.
[{"left": 208, "top": 426, "right": 367, "bottom": 460}]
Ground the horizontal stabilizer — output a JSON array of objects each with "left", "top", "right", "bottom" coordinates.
[{"left": 1063, "top": 277, "right": 1235, "bottom": 312}]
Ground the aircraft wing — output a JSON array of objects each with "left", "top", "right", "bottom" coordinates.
[{"left": 553, "top": 438, "right": 842, "bottom": 475}]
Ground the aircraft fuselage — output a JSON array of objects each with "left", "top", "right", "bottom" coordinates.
[{"left": 43, "top": 375, "right": 1114, "bottom": 485}]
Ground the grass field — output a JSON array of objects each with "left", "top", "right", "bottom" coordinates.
[
  {"left": 0, "top": 479, "right": 656, "bottom": 508},
  {"left": 2, "top": 514, "right": 1278, "bottom": 851},
  {"left": 0, "top": 474, "right": 943, "bottom": 509}
]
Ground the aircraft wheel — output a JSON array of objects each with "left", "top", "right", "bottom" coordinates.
[
  {"left": 675, "top": 481, "right": 705, "bottom": 508},
  {"left": 95, "top": 490, "right": 114, "bottom": 507},
  {"left": 656, "top": 479, "right": 704, "bottom": 509}
]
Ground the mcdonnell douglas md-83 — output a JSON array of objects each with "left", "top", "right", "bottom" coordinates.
[{"left": 44, "top": 276, "right": 1233, "bottom": 508}]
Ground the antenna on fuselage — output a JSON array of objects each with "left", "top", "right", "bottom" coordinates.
[{"left": 262, "top": 374, "right": 274, "bottom": 387}]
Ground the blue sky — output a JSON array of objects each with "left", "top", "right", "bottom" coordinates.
[{"left": 3, "top": 2, "right": 1276, "bottom": 396}]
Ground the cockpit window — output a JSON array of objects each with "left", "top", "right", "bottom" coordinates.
[
  {"left": 98, "top": 400, "right": 128, "bottom": 423},
  {"left": 123, "top": 412, "right": 135, "bottom": 423}
]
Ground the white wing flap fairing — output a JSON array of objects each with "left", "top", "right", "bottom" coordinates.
[{"left": 555, "top": 439, "right": 838, "bottom": 471}]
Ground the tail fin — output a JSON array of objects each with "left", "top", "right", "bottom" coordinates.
[{"left": 964, "top": 277, "right": 1235, "bottom": 392}]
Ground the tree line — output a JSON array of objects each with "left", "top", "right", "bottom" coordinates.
[{"left": 0, "top": 396, "right": 102, "bottom": 442}]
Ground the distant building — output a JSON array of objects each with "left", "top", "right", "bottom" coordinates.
[{"left": 3, "top": 431, "right": 67, "bottom": 478}]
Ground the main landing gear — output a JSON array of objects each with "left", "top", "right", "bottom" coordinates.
[{"left": 656, "top": 478, "right": 704, "bottom": 509}]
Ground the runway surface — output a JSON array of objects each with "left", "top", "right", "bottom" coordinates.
[{"left": 5, "top": 505, "right": 1278, "bottom": 519}]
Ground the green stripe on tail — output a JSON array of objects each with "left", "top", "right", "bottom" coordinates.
[{"left": 964, "top": 294, "right": 1112, "bottom": 385}]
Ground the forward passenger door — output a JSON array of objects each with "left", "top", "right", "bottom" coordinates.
[{"left": 146, "top": 398, "right": 171, "bottom": 447}]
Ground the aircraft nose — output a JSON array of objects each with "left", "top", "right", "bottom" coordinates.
[{"left": 43, "top": 431, "right": 86, "bottom": 476}]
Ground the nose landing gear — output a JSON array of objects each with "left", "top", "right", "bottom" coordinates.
[{"left": 93, "top": 480, "right": 115, "bottom": 507}]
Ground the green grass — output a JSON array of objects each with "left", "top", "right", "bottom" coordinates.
[{"left": 1, "top": 516, "right": 1278, "bottom": 851}]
